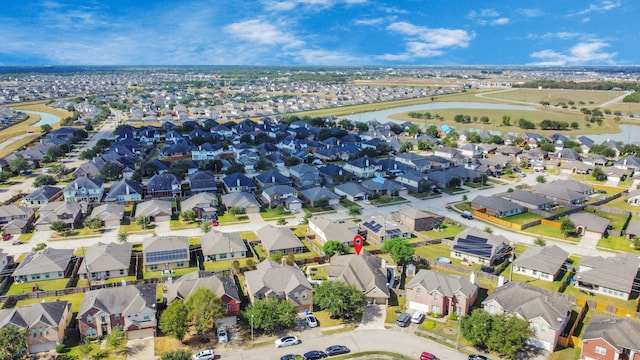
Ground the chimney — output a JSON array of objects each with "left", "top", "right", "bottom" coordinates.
[
  {"left": 126, "top": 184, "right": 130, "bottom": 195},
  {"left": 497, "top": 275, "right": 505, "bottom": 287},
  {"left": 272, "top": 176, "right": 276, "bottom": 183},
  {"left": 281, "top": 258, "right": 287, "bottom": 266},
  {"left": 470, "top": 272, "right": 476, "bottom": 285},
  {"left": 237, "top": 178, "right": 241, "bottom": 187},
  {"left": 365, "top": 159, "right": 370, "bottom": 166}
]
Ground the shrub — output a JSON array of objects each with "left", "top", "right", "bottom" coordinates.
[
  {"left": 447, "top": 313, "right": 459, "bottom": 321},
  {"left": 422, "top": 321, "right": 436, "bottom": 330},
  {"left": 429, "top": 312, "right": 443, "bottom": 318},
  {"left": 55, "top": 343, "right": 66, "bottom": 353}
]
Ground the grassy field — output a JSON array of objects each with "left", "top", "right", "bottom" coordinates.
[
  {"left": 480, "top": 88, "right": 625, "bottom": 106},
  {"left": 421, "top": 222, "right": 465, "bottom": 240},
  {"left": 600, "top": 195, "right": 640, "bottom": 212},
  {"left": 524, "top": 224, "right": 581, "bottom": 242},
  {"left": 597, "top": 235, "right": 638, "bottom": 253},
  {"left": 502, "top": 211, "right": 543, "bottom": 224},
  {"left": 6, "top": 278, "right": 70, "bottom": 295},
  {"left": 564, "top": 285, "right": 639, "bottom": 311},
  {"left": 16, "top": 292, "right": 86, "bottom": 312}
]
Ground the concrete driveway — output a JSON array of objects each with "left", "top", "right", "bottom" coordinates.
[
  {"left": 357, "top": 304, "right": 386, "bottom": 330},
  {"left": 126, "top": 336, "right": 154, "bottom": 360}
]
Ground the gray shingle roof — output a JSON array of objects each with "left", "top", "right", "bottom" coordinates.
[
  {"left": 78, "top": 284, "right": 157, "bottom": 321},
  {"left": 0, "top": 300, "right": 70, "bottom": 329},
  {"left": 407, "top": 270, "right": 478, "bottom": 299},
  {"left": 327, "top": 253, "right": 390, "bottom": 299},
  {"left": 578, "top": 252, "right": 640, "bottom": 293},
  {"left": 201, "top": 230, "right": 246, "bottom": 256},
  {"left": 256, "top": 225, "right": 304, "bottom": 252},
  {"left": 569, "top": 212, "right": 610, "bottom": 234},
  {"left": 583, "top": 314, "right": 640, "bottom": 351},
  {"left": 13, "top": 247, "right": 74, "bottom": 277},
  {"left": 514, "top": 245, "right": 568, "bottom": 275},
  {"left": 78, "top": 242, "right": 132, "bottom": 275},
  {"left": 472, "top": 195, "right": 522, "bottom": 213},
  {"left": 166, "top": 270, "right": 240, "bottom": 304},
  {"left": 244, "top": 259, "right": 312, "bottom": 296}
]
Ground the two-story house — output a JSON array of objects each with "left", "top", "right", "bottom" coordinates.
[
  {"left": 146, "top": 173, "right": 182, "bottom": 198},
  {"left": 104, "top": 179, "right": 144, "bottom": 203},
  {"left": 327, "top": 252, "right": 390, "bottom": 305},
  {"left": 244, "top": 259, "right": 313, "bottom": 312},
  {"left": 188, "top": 171, "right": 217, "bottom": 194},
  {"left": 406, "top": 270, "right": 478, "bottom": 316},
  {"left": 451, "top": 228, "right": 511, "bottom": 266},
  {"left": 63, "top": 177, "right": 104, "bottom": 203},
  {"left": 191, "top": 143, "right": 224, "bottom": 161},
  {"left": 222, "top": 173, "right": 257, "bottom": 193},
  {"left": 397, "top": 205, "right": 443, "bottom": 231},
  {"left": 581, "top": 314, "right": 640, "bottom": 360},
  {"left": 78, "top": 284, "right": 157, "bottom": 340},
  {"left": 34, "top": 201, "right": 82, "bottom": 231},
  {"left": 261, "top": 185, "right": 298, "bottom": 209},
  {"left": 343, "top": 156, "right": 381, "bottom": 179}
]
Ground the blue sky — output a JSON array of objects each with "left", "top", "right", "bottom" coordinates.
[{"left": 0, "top": 0, "right": 635, "bottom": 66}]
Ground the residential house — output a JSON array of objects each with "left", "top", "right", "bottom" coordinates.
[
  {"left": 501, "top": 190, "right": 555, "bottom": 211},
  {"left": 334, "top": 182, "right": 371, "bottom": 202},
  {"left": 397, "top": 205, "right": 443, "bottom": 231},
  {"left": 23, "top": 186, "right": 62, "bottom": 206},
  {"left": 451, "top": 228, "right": 511, "bottom": 266},
  {"left": 146, "top": 173, "right": 182, "bottom": 198},
  {"left": 0, "top": 205, "right": 34, "bottom": 226},
  {"left": 77, "top": 284, "right": 157, "bottom": 340},
  {"left": 2, "top": 218, "right": 31, "bottom": 234},
  {"left": 34, "top": 202, "right": 82, "bottom": 231},
  {"left": 471, "top": 195, "right": 525, "bottom": 218},
  {"left": 434, "top": 146, "right": 462, "bottom": 161},
  {"left": 532, "top": 180, "right": 594, "bottom": 206},
  {"left": 222, "top": 173, "right": 257, "bottom": 193},
  {"left": 63, "top": 177, "right": 104, "bottom": 203},
  {"left": 327, "top": 253, "right": 390, "bottom": 305},
  {"left": 459, "top": 143, "right": 484, "bottom": 158},
  {"left": 78, "top": 242, "right": 132, "bottom": 281},
  {"left": 299, "top": 187, "right": 340, "bottom": 207},
  {"left": 361, "top": 177, "right": 408, "bottom": 197},
  {"left": 221, "top": 192, "right": 261, "bottom": 214},
  {"left": 626, "top": 220, "right": 640, "bottom": 240},
  {"left": 166, "top": 271, "right": 241, "bottom": 322},
  {"left": 559, "top": 160, "right": 592, "bottom": 174},
  {"left": 244, "top": 259, "right": 313, "bottom": 312},
  {"left": 0, "top": 301, "right": 72, "bottom": 354},
  {"left": 395, "top": 170, "right": 432, "bottom": 193},
  {"left": 574, "top": 252, "right": 640, "bottom": 300},
  {"left": 181, "top": 193, "right": 217, "bottom": 219},
  {"left": 72, "top": 157, "right": 106, "bottom": 179},
  {"left": 289, "top": 163, "right": 322, "bottom": 188},
  {"left": 104, "top": 179, "right": 144, "bottom": 203},
  {"left": 406, "top": 270, "right": 478, "bottom": 316},
  {"left": 513, "top": 245, "right": 569, "bottom": 282},
  {"left": 582, "top": 154, "right": 608, "bottom": 167},
  {"left": 308, "top": 216, "right": 359, "bottom": 247},
  {"left": 261, "top": 185, "right": 298, "bottom": 209},
  {"left": 483, "top": 281, "right": 572, "bottom": 351},
  {"left": 191, "top": 143, "right": 224, "bottom": 161},
  {"left": 135, "top": 199, "right": 173, "bottom": 222},
  {"left": 90, "top": 203, "right": 125, "bottom": 227},
  {"left": 201, "top": 230, "right": 247, "bottom": 261},
  {"left": 615, "top": 155, "right": 640, "bottom": 171},
  {"left": 188, "top": 171, "right": 217, "bottom": 194},
  {"left": 256, "top": 224, "right": 306, "bottom": 256},
  {"left": 253, "top": 169, "right": 292, "bottom": 189},
  {"left": 569, "top": 212, "right": 610, "bottom": 239},
  {"left": 13, "top": 247, "right": 74, "bottom": 283},
  {"left": 361, "top": 214, "right": 412, "bottom": 248},
  {"left": 143, "top": 236, "right": 190, "bottom": 272},
  {"left": 628, "top": 190, "right": 640, "bottom": 206},
  {"left": 343, "top": 156, "right": 381, "bottom": 179},
  {"left": 581, "top": 314, "right": 640, "bottom": 360},
  {"left": 394, "top": 153, "right": 432, "bottom": 172}
]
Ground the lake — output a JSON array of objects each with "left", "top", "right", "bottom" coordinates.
[{"left": 19, "top": 110, "right": 61, "bottom": 127}]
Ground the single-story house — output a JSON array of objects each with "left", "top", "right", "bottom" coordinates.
[
  {"left": 256, "top": 225, "right": 306, "bottom": 256},
  {"left": 299, "top": 187, "right": 341, "bottom": 207},
  {"left": 569, "top": 212, "right": 610, "bottom": 239},
  {"left": 327, "top": 253, "right": 390, "bottom": 305},
  {"left": 308, "top": 216, "right": 359, "bottom": 246},
  {"left": 513, "top": 245, "right": 569, "bottom": 282},
  {"left": 90, "top": 203, "right": 125, "bottom": 227},
  {"left": 13, "top": 247, "right": 74, "bottom": 283},
  {"left": 143, "top": 236, "right": 190, "bottom": 272},
  {"left": 34, "top": 202, "right": 82, "bottom": 231},
  {"left": 397, "top": 204, "right": 443, "bottom": 231},
  {"left": 135, "top": 199, "right": 173, "bottom": 223},
  {"left": 23, "top": 186, "right": 62, "bottom": 206},
  {"left": 574, "top": 252, "right": 640, "bottom": 300},
  {"left": 201, "top": 230, "right": 247, "bottom": 261},
  {"left": 471, "top": 195, "right": 525, "bottom": 218},
  {"left": 78, "top": 242, "right": 132, "bottom": 281},
  {"left": 220, "top": 192, "right": 261, "bottom": 214}
]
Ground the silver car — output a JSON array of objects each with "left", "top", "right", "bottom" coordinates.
[{"left": 217, "top": 327, "right": 228, "bottom": 343}]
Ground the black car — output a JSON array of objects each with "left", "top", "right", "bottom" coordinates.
[
  {"left": 468, "top": 355, "right": 489, "bottom": 360},
  {"left": 303, "top": 350, "right": 327, "bottom": 360},
  {"left": 325, "top": 345, "right": 350, "bottom": 356}
]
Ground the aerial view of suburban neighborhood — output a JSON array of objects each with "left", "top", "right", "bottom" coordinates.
[{"left": 3, "top": 2, "right": 640, "bottom": 360}]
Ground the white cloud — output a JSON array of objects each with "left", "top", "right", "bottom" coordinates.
[
  {"left": 380, "top": 21, "right": 472, "bottom": 60},
  {"left": 491, "top": 17, "right": 509, "bottom": 25},
  {"left": 354, "top": 17, "right": 388, "bottom": 26},
  {"left": 224, "top": 19, "right": 305, "bottom": 48},
  {"left": 577, "top": 0, "right": 620, "bottom": 15},
  {"left": 515, "top": 8, "right": 543, "bottom": 17},
  {"left": 530, "top": 41, "right": 617, "bottom": 65},
  {"left": 262, "top": 0, "right": 366, "bottom": 12},
  {"left": 528, "top": 32, "right": 582, "bottom": 40}
]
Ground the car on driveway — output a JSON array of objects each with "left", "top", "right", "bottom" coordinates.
[
  {"left": 396, "top": 312, "right": 411, "bottom": 327},
  {"left": 192, "top": 349, "right": 215, "bottom": 360},
  {"left": 411, "top": 311, "right": 425, "bottom": 324},
  {"left": 468, "top": 355, "right": 488, "bottom": 360},
  {"left": 303, "top": 350, "right": 327, "bottom": 360},
  {"left": 461, "top": 211, "right": 473, "bottom": 220},
  {"left": 362, "top": 199, "right": 371, "bottom": 205},
  {"left": 280, "top": 355, "right": 303, "bottom": 360},
  {"left": 275, "top": 335, "right": 301, "bottom": 348},
  {"left": 520, "top": 173, "right": 527, "bottom": 177},
  {"left": 217, "top": 327, "right": 228, "bottom": 343},
  {"left": 325, "top": 345, "right": 350, "bottom": 356},
  {"left": 305, "top": 313, "right": 318, "bottom": 328}
]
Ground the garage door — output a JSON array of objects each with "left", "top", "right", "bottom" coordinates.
[
  {"left": 127, "top": 328, "right": 155, "bottom": 340},
  {"left": 29, "top": 341, "right": 56, "bottom": 354},
  {"left": 408, "top": 301, "right": 429, "bottom": 313}
]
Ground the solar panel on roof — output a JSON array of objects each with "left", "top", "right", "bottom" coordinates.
[
  {"left": 386, "top": 229, "right": 401, "bottom": 235},
  {"left": 145, "top": 248, "right": 188, "bottom": 263},
  {"left": 465, "top": 235, "right": 489, "bottom": 243}
]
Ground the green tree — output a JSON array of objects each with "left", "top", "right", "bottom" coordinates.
[
  {"left": 185, "top": 288, "right": 227, "bottom": 339},
  {"left": 105, "top": 327, "right": 125, "bottom": 353},
  {"left": 181, "top": 209, "right": 196, "bottom": 223},
  {"left": 136, "top": 216, "right": 150, "bottom": 229},
  {"left": 40, "top": 123, "right": 52, "bottom": 133},
  {"left": 285, "top": 253, "right": 296, "bottom": 266},
  {"left": 535, "top": 175, "right": 546, "bottom": 183},
  {"left": 50, "top": 220, "right": 68, "bottom": 234},
  {"left": 534, "top": 237, "right": 546, "bottom": 246},
  {"left": 399, "top": 141, "right": 414, "bottom": 153},
  {"left": 381, "top": 237, "right": 414, "bottom": 287},
  {"left": 313, "top": 281, "right": 367, "bottom": 319},
  {"left": 160, "top": 349, "right": 192, "bottom": 360},
  {"left": 9, "top": 158, "right": 29, "bottom": 174},
  {"left": 242, "top": 298, "right": 297, "bottom": 333},
  {"left": 0, "top": 326, "right": 29, "bottom": 360},
  {"left": 246, "top": 258, "right": 257, "bottom": 270},
  {"left": 486, "top": 313, "right": 532, "bottom": 359},
  {"left": 270, "top": 251, "right": 283, "bottom": 264},
  {"left": 277, "top": 217, "right": 287, "bottom": 225},
  {"left": 348, "top": 206, "right": 362, "bottom": 219},
  {"left": 560, "top": 217, "right": 576, "bottom": 237},
  {"left": 34, "top": 175, "right": 58, "bottom": 187},
  {"left": 159, "top": 301, "right": 189, "bottom": 342},
  {"left": 77, "top": 338, "right": 93, "bottom": 360},
  {"left": 461, "top": 309, "right": 493, "bottom": 349},
  {"left": 426, "top": 125, "right": 439, "bottom": 138},
  {"left": 0, "top": 171, "right": 11, "bottom": 183},
  {"left": 48, "top": 163, "right": 67, "bottom": 178},
  {"left": 407, "top": 123, "right": 421, "bottom": 136},
  {"left": 323, "top": 240, "right": 348, "bottom": 257},
  {"left": 117, "top": 231, "right": 128, "bottom": 243},
  {"left": 592, "top": 167, "right": 606, "bottom": 181},
  {"left": 83, "top": 216, "right": 103, "bottom": 231},
  {"left": 200, "top": 220, "right": 212, "bottom": 233}
]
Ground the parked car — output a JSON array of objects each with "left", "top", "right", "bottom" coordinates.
[
  {"left": 303, "top": 350, "right": 327, "bottom": 360},
  {"left": 420, "top": 351, "right": 438, "bottom": 360},
  {"left": 513, "top": 167, "right": 520, "bottom": 173},
  {"left": 1, "top": 233, "right": 11, "bottom": 241},
  {"left": 411, "top": 311, "right": 425, "bottom": 324},
  {"left": 217, "top": 326, "right": 228, "bottom": 343},
  {"left": 396, "top": 312, "right": 411, "bottom": 327},
  {"left": 325, "top": 345, "right": 350, "bottom": 356},
  {"left": 12, "top": 240, "right": 23, "bottom": 245},
  {"left": 306, "top": 314, "right": 318, "bottom": 328},
  {"left": 192, "top": 349, "right": 215, "bottom": 360},
  {"left": 297, "top": 219, "right": 305, "bottom": 225},
  {"left": 275, "top": 336, "right": 301, "bottom": 348},
  {"left": 362, "top": 199, "right": 371, "bottom": 205},
  {"left": 468, "top": 355, "right": 488, "bottom": 360},
  {"left": 281, "top": 355, "right": 304, "bottom": 360},
  {"left": 461, "top": 211, "right": 473, "bottom": 220}
]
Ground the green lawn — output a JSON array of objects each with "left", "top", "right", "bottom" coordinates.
[
  {"left": 169, "top": 219, "right": 199, "bottom": 230},
  {"left": 7, "top": 278, "right": 70, "bottom": 295},
  {"left": 524, "top": 224, "right": 581, "bottom": 242},
  {"left": 591, "top": 211, "right": 630, "bottom": 231},
  {"left": 414, "top": 243, "right": 484, "bottom": 271},
  {"left": 77, "top": 276, "right": 137, "bottom": 288},
  {"left": 18, "top": 232, "right": 34, "bottom": 242},
  {"left": 239, "top": 231, "right": 258, "bottom": 241},
  {"left": 144, "top": 265, "right": 199, "bottom": 279},
  {"left": 309, "top": 266, "right": 327, "bottom": 280},
  {"left": 499, "top": 263, "right": 570, "bottom": 293},
  {"left": 597, "top": 235, "right": 638, "bottom": 253},
  {"left": 372, "top": 195, "right": 406, "bottom": 205},
  {"left": 601, "top": 196, "right": 640, "bottom": 212},
  {"left": 260, "top": 207, "right": 293, "bottom": 219},
  {"left": 202, "top": 257, "right": 253, "bottom": 272},
  {"left": 422, "top": 223, "right": 465, "bottom": 240},
  {"left": 549, "top": 346, "right": 581, "bottom": 360},
  {"left": 502, "top": 212, "right": 542, "bottom": 225},
  {"left": 254, "top": 245, "right": 268, "bottom": 260},
  {"left": 385, "top": 292, "right": 407, "bottom": 324},
  {"left": 17, "top": 292, "right": 87, "bottom": 313},
  {"left": 513, "top": 243, "right": 528, "bottom": 254},
  {"left": 218, "top": 212, "right": 249, "bottom": 223},
  {"left": 563, "top": 285, "right": 639, "bottom": 311},
  {"left": 119, "top": 222, "right": 156, "bottom": 233}
]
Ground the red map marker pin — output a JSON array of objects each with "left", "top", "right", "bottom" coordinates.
[{"left": 353, "top": 234, "right": 364, "bottom": 255}]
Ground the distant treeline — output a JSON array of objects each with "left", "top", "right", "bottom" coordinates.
[{"left": 514, "top": 80, "right": 640, "bottom": 91}]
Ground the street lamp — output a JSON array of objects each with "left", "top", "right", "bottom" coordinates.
[{"left": 251, "top": 314, "right": 254, "bottom": 344}]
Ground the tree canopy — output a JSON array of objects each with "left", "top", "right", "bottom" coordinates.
[
  {"left": 242, "top": 297, "right": 297, "bottom": 333},
  {"left": 323, "top": 240, "right": 348, "bottom": 257},
  {"left": 159, "top": 301, "right": 189, "bottom": 342},
  {"left": 381, "top": 237, "right": 414, "bottom": 266},
  {"left": 461, "top": 311, "right": 532, "bottom": 359},
  {"left": 185, "top": 288, "right": 227, "bottom": 337},
  {"left": 0, "top": 326, "right": 28, "bottom": 360},
  {"left": 313, "top": 281, "right": 366, "bottom": 319}
]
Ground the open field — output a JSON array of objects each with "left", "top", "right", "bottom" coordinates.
[{"left": 480, "top": 88, "right": 626, "bottom": 107}]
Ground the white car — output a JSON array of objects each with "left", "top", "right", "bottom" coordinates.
[
  {"left": 306, "top": 314, "right": 318, "bottom": 328},
  {"left": 217, "top": 327, "right": 228, "bottom": 343},
  {"left": 275, "top": 335, "right": 301, "bottom": 348},
  {"left": 192, "top": 349, "right": 215, "bottom": 360},
  {"left": 362, "top": 199, "right": 371, "bottom": 205},
  {"left": 411, "top": 311, "right": 425, "bottom": 324}
]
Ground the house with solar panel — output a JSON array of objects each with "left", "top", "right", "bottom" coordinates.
[
  {"left": 361, "top": 214, "right": 412, "bottom": 248},
  {"left": 450, "top": 228, "right": 511, "bottom": 266},
  {"left": 143, "top": 236, "right": 190, "bottom": 272}
]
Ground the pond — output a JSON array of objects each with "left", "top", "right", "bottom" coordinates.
[{"left": 19, "top": 110, "right": 61, "bottom": 127}]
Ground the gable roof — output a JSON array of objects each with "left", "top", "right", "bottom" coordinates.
[
  {"left": 104, "top": 179, "right": 144, "bottom": 201},
  {"left": 181, "top": 192, "right": 216, "bottom": 211},
  {"left": 13, "top": 247, "right": 74, "bottom": 277},
  {"left": 514, "top": 245, "right": 568, "bottom": 275},
  {"left": 578, "top": 252, "right": 640, "bottom": 293},
  {"left": 244, "top": 259, "right": 312, "bottom": 296},
  {"left": 221, "top": 191, "right": 260, "bottom": 209},
  {"left": 569, "top": 212, "right": 610, "bottom": 234},
  {"left": 407, "top": 270, "right": 478, "bottom": 298},
  {"left": 25, "top": 186, "right": 62, "bottom": 201},
  {"left": 583, "top": 314, "right": 640, "bottom": 352},
  {"left": 452, "top": 228, "right": 510, "bottom": 260},
  {"left": 78, "top": 242, "right": 132, "bottom": 275},
  {"left": 166, "top": 270, "right": 240, "bottom": 304},
  {"left": 299, "top": 187, "right": 340, "bottom": 201},
  {"left": 327, "top": 253, "right": 390, "bottom": 299},
  {"left": 309, "top": 216, "right": 359, "bottom": 245},
  {"left": 0, "top": 300, "right": 70, "bottom": 329},
  {"left": 147, "top": 173, "right": 181, "bottom": 191},
  {"left": 256, "top": 224, "right": 304, "bottom": 252},
  {"left": 90, "top": 203, "right": 125, "bottom": 221},
  {"left": 135, "top": 199, "right": 172, "bottom": 218},
  {"left": 472, "top": 195, "right": 522, "bottom": 213},
  {"left": 78, "top": 284, "right": 157, "bottom": 318},
  {"left": 201, "top": 230, "right": 246, "bottom": 256},
  {"left": 222, "top": 172, "right": 255, "bottom": 188}
]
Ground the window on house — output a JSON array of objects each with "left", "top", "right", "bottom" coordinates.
[
  {"left": 45, "top": 273, "right": 50, "bottom": 278},
  {"left": 595, "top": 346, "right": 606, "bottom": 355},
  {"left": 144, "top": 314, "right": 150, "bottom": 320},
  {"left": 150, "top": 265, "right": 158, "bottom": 270},
  {"left": 294, "top": 292, "right": 299, "bottom": 300},
  {"left": 119, "top": 269, "right": 124, "bottom": 275},
  {"left": 219, "top": 253, "right": 227, "bottom": 259},
  {"left": 433, "top": 294, "right": 439, "bottom": 301},
  {"left": 488, "top": 305, "right": 496, "bottom": 314},
  {"left": 114, "top": 314, "right": 120, "bottom": 321},
  {"left": 86, "top": 315, "right": 93, "bottom": 324},
  {"left": 177, "top": 262, "right": 184, "bottom": 267},
  {"left": 39, "top": 328, "right": 43, "bottom": 337},
  {"left": 256, "top": 293, "right": 264, "bottom": 300},
  {"left": 416, "top": 288, "right": 422, "bottom": 296},
  {"left": 32, "top": 329, "right": 37, "bottom": 337},
  {"left": 301, "top": 291, "right": 307, "bottom": 300},
  {"left": 45, "top": 328, "right": 49, "bottom": 335}
]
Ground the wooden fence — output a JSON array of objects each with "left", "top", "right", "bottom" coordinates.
[{"left": 557, "top": 302, "right": 588, "bottom": 347}]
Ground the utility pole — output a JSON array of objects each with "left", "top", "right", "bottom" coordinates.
[
  {"left": 251, "top": 314, "right": 254, "bottom": 344},
  {"left": 82, "top": 246, "right": 92, "bottom": 288}
]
